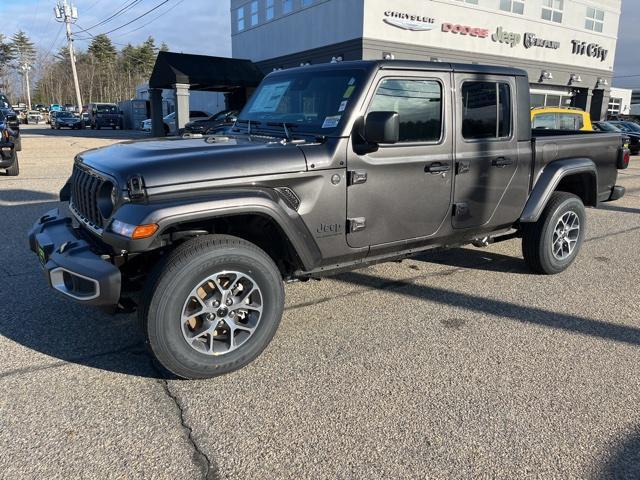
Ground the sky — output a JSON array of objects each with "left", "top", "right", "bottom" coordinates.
[{"left": 0, "top": 0, "right": 638, "bottom": 88}]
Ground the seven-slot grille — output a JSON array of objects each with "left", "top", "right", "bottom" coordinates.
[{"left": 70, "top": 164, "right": 105, "bottom": 230}]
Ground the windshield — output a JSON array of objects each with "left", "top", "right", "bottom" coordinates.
[
  {"left": 621, "top": 122, "right": 640, "bottom": 133},
  {"left": 58, "top": 112, "right": 73, "bottom": 118},
  {"left": 596, "top": 122, "right": 620, "bottom": 132},
  {"left": 239, "top": 68, "right": 365, "bottom": 135},
  {"left": 96, "top": 104, "right": 118, "bottom": 114}
]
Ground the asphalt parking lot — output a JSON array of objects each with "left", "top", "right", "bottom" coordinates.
[{"left": 1, "top": 124, "right": 639, "bottom": 479}]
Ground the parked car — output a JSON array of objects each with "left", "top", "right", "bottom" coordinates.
[
  {"left": 593, "top": 121, "right": 637, "bottom": 154},
  {"left": 28, "top": 60, "right": 629, "bottom": 379},
  {"left": 531, "top": 107, "right": 593, "bottom": 131},
  {"left": 81, "top": 111, "right": 90, "bottom": 126},
  {"left": 0, "top": 109, "right": 19, "bottom": 176},
  {"left": 0, "top": 93, "right": 21, "bottom": 151},
  {"left": 51, "top": 111, "right": 84, "bottom": 129},
  {"left": 27, "top": 110, "right": 44, "bottom": 124},
  {"left": 184, "top": 109, "right": 239, "bottom": 135},
  {"left": 142, "top": 110, "right": 211, "bottom": 135},
  {"left": 87, "top": 103, "right": 124, "bottom": 130},
  {"left": 607, "top": 121, "right": 640, "bottom": 155}
]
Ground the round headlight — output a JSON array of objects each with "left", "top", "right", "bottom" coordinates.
[{"left": 97, "top": 181, "right": 117, "bottom": 218}]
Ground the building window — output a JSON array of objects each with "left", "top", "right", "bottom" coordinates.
[
  {"left": 585, "top": 7, "right": 604, "bottom": 32},
  {"left": 500, "top": 0, "right": 524, "bottom": 14},
  {"left": 250, "top": 1, "right": 258, "bottom": 26},
  {"left": 266, "top": 0, "right": 274, "bottom": 20},
  {"left": 608, "top": 97, "right": 622, "bottom": 116},
  {"left": 455, "top": 0, "right": 479, "bottom": 4},
  {"left": 541, "top": 0, "right": 563, "bottom": 23},
  {"left": 369, "top": 79, "right": 443, "bottom": 143},
  {"left": 461, "top": 82, "right": 512, "bottom": 140},
  {"left": 283, "top": 0, "right": 293, "bottom": 14},
  {"left": 236, "top": 7, "right": 245, "bottom": 31}
]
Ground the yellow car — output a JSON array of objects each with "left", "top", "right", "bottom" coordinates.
[{"left": 531, "top": 107, "right": 593, "bottom": 131}]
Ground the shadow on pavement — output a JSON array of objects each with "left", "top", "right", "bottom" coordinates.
[
  {"left": 597, "top": 204, "right": 640, "bottom": 215},
  {"left": 414, "top": 247, "right": 530, "bottom": 274},
  {"left": 335, "top": 270, "right": 640, "bottom": 348},
  {"left": 0, "top": 189, "right": 58, "bottom": 203},
  {"left": 597, "top": 428, "right": 640, "bottom": 479}
]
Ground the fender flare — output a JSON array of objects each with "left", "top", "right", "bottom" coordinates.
[
  {"left": 520, "top": 158, "right": 597, "bottom": 223},
  {"left": 102, "top": 187, "right": 322, "bottom": 270}
]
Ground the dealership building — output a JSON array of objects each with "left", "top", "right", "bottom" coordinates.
[{"left": 231, "top": 0, "right": 622, "bottom": 120}]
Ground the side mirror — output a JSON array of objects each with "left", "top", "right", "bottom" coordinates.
[{"left": 364, "top": 111, "right": 399, "bottom": 145}]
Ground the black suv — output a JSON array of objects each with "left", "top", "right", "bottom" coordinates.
[
  {"left": 0, "top": 109, "right": 19, "bottom": 175},
  {"left": 29, "top": 61, "right": 628, "bottom": 378},
  {"left": 0, "top": 93, "right": 21, "bottom": 152},
  {"left": 184, "top": 109, "right": 239, "bottom": 135}
]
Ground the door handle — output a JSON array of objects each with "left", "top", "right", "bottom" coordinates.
[
  {"left": 425, "top": 162, "right": 451, "bottom": 174},
  {"left": 492, "top": 157, "right": 514, "bottom": 168}
]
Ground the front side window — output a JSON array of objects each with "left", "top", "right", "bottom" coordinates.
[
  {"left": 500, "top": 0, "right": 524, "bottom": 14},
  {"left": 250, "top": 1, "right": 259, "bottom": 26},
  {"left": 282, "top": 0, "right": 293, "bottom": 14},
  {"left": 301, "top": 0, "right": 313, "bottom": 6},
  {"left": 236, "top": 7, "right": 245, "bottom": 31},
  {"left": 368, "top": 79, "right": 443, "bottom": 143},
  {"left": 541, "top": 0, "right": 563, "bottom": 23},
  {"left": 266, "top": 0, "right": 274, "bottom": 20},
  {"left": 461, "top": 81, "right": 512, "bottom": 140},
  {"left": 586, "top": 7, "right": 605, "bottom": 32}
]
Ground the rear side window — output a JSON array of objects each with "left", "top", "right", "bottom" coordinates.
[
  {"left": 461, "top": 81, "right": 512, "bottom": 140},
  {"left": 557, "top": 113, "right": 583, "bottom": 130},
  {"left": 368, "top": 78, "right": 442, "bottom": 143},
  {"left": 533, "top": 113, "right": 556, "bottom": 129}
]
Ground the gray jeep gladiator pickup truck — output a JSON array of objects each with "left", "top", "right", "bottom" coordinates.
[{"left": 28, "top": 61, "right": 629, "bottom": 378}]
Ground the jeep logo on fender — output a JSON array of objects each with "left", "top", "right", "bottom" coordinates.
[
  {"left": 316, "top": 223, "right": 344, "bottom": 237},
  {"left": 492, "top": 27, "right": 521, "bottom": 48},
  {"left": 442, "top": 23, "right": 489, "bottom": 38}
]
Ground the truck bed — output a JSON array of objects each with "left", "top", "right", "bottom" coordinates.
[{"left": 531, "top": 130, "right": 623, "bottom": 202}]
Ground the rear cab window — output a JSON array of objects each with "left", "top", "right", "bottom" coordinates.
[{"left": 461, "top": 81, "right": 511, "bottom": 140}]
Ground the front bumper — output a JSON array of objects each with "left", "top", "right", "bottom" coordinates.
[{"left": 28, "top": 208, "right": 121, "bottom": 308}]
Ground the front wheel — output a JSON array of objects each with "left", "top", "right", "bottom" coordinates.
[
  {"left": 522, "top": 192, "right": 586, "bottom": 275},
  {"left": 141, "top": 235, "right": 284, "bottom": 379},
  {"left": 5, "top": 152, "right": 19, "bottom": 176}
]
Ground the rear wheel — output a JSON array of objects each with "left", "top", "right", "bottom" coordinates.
[
  {"left": 5, "top": 152, "right": 19, "bottom": 176},
  {"left": 522, "top": 192, "right": 586, "bottom": 274},
  {"left": 141, "top": 235, "right": 284, "bottom": 379}
]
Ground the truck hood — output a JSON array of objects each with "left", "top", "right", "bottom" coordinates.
[{"left": 77, "top": 136, "right": 308, "bottom": 188}]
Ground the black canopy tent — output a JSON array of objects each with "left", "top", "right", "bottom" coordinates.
[{"left": 147, "top": 51, "right": 265, "bottom": 136}]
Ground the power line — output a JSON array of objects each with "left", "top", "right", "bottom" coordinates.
[
  {"left": 75, "top": 0, "right": 143, "bottom": 33},
  {"left": 99, "top": 0, "right": 170, "bottom": 36},
  {"left": 109, "top": 0, "right": 186, "bottom": 38}
]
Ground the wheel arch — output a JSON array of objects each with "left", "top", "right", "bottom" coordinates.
[
  {"left": 107, "top": 188, "right": 322, "bottom": 276},
  {"left": 520, "top": 158, "right": 597, "bottom": 223}
]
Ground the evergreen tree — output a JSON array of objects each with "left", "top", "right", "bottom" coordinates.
[{"left": 10, "top": 30, "right": 36, "bottom": 67}]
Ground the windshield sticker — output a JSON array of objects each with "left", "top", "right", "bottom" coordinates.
[
  {"left": 248, "top": 81, "right": 291, "bottom": 113},
  {"left": 322, "top": 115, "right": 342, "bottom": 129},
  {"left": 348, "top": 77, "right": 356, "bottom": 86},
  {"left": 338, "top": 100, "right": 348, "bottom": 112},
  {"left": 343, "top": 86, "right": 355, "bottom": 99}
]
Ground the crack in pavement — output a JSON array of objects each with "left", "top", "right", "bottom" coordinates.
[{"left": 150, "top": 359, "right": 220, "bottom": 480}]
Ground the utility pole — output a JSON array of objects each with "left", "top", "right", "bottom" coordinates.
[
  {"left": 21, "top": 64, "right": 32, "bottom": 110},
  {"left": 54, "top": 0, "right": 83, "bottom": 111}
]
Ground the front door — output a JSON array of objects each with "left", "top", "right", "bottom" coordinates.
[
  {"left": 346, "top": 71, "right": 453, "bottom": 248},
  {"left": 452, "top": 74, "right": 519, "bottom": 229}
]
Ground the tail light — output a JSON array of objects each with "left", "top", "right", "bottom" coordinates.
[{"left": 618, "top": 147, "right": 630, "bottom": 170}]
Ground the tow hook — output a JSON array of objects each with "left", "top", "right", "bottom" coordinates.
[{"left": 472, "top": 237, "right": 491, "bottom": 248}]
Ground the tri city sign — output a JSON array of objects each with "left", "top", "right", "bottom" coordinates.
[{"left": 381, "top": 11, "right": 610, "bottom": 64}]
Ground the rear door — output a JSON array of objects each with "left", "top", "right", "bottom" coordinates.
[
  {"left": 346, "top": 70, "right": 454, "bottom": 248},
  {"left": 453, "top": 75, "right": 520, "bottom": 229}
]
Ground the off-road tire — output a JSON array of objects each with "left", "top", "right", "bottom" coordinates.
[
  {"left": 14, "top": 136, "right": 21, "bottom": 151},
  {"left": 522, "top": 192, "right": 586, "bottom": 275},
  {"left": 141, "top": 235, "right": 284, "bottom": 379},
  {"left": 5, "top": 152, "right": 19, "bottom": 176}
]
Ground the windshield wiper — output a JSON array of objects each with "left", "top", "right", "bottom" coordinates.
[{"left": 266, "top": 122, "right": 300, "bottom": 142}]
